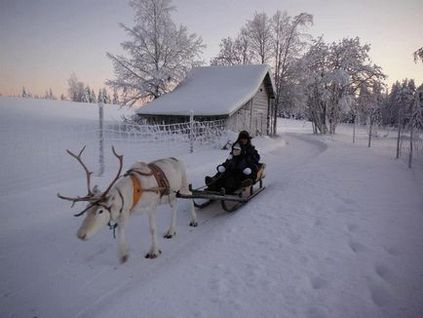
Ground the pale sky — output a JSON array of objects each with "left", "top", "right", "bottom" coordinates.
[{"left": 0, "top": 0, "right": 422, "bottom": 97}]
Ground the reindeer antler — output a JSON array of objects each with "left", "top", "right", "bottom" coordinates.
[
  {"left": 102, "top": 146, "right": 123, "bottom": 197},
  {"left": 57, "top": 146, "right": 96, "bottom": 206},
  {"left": 58, "top": 146, "right": 123, "bottom": 216}
]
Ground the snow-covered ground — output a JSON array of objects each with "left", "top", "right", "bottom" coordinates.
[{"left": 1, "top": 98, "right": 423, "bottom": 318}]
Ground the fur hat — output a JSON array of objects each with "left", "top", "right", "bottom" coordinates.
[{"left": 238, "top": 130, "right": 251, "bottom": 140}]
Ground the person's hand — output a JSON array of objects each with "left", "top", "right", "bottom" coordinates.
[
  {"left": 243, "top": 167, "right": 252, "bottom": 175},
  {"left": 218, "top": 165, "right": 226, "bottom": 173}
]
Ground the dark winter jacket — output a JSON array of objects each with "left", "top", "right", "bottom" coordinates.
[{"left": 222, "top": 143, "right": 260, "bottom": 176}]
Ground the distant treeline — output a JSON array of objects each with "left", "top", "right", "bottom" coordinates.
[{"left": 18, "top": 73, "right": 120, "bottom": 105}]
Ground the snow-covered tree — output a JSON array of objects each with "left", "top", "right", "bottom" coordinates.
[
  {"left": 211, "top": 10, "right": 313, "bottom": 133},
  {"left": 97, "top": 89, "right": 103, "bottom": 104},
  {"left": 67, "top": 73, "right": 85, "bottom": 102},
  {"left": 299, "top": 37, "right": 385, "bottom": 134},
  {"left": 44, "top": 88, "right": 56, "bottom": 100},
  {"left": 106, "top": 0, "right": 205, "bottom": 106},
  {"left": 210, "top": 31, "right": 252, "bottom": 66},
  {"left": 299, "top": 38, "right": 330, "bottom": 133},
  {"left": 22, "top": 87, "right": 28, "bottom": 98},
  {"left": 244, "top": 12, "right": 273, "bottom": 64},
  {"left": 414, "top": 84, "right": 423, "bottom": 129},
  {"left": 102, "top": 88, "right": 111, "bottom": 104},
  {"left": 375, "top": 79, "right": 418, "bottom": 127},
  {"left": 49, "top": 88, "right": 56, "bottom": 100},
  {"left": 271, "top": 11, "right": 313, "bottom": 132},
  {"left": 414, "top": 47, "right": 423, "bottom": 63},
  {"left": 112, "top": 88, "right": 119, "bottom": 104},
  {"left": 97, "top": 88, "right": 111, "bottom": 104},
  {"left": 300, "top": 37, "right": 385, "bottom": 134}
]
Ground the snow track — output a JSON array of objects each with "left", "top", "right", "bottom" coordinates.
[{"left": 1, "top": 123, "right": 423, "bottom": 317}]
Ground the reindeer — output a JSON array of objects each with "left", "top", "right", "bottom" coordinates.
[{"left": 58, "top": 146, "right": 198, "bottom": 263}]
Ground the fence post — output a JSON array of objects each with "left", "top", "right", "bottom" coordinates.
[
  {"left": 408, "top": 95, "right": 418, "bottom": 168},
  {"left": 396, "top": 107, "right": 402, "bottom": 159},
  {"left": 98, "top": 102, "right": 105, "bottom": 176},
  {"left": 189, "top": 110, "right": 194, "bottom": 153}
]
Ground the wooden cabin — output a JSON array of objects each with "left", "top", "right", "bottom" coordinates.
[{"left": 136, "top": 64, "right": 276, "bottom": 136}]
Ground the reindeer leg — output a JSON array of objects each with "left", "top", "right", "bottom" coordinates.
[
  {"left": 164, "top": 194, "right": 177, "bottom": 239},
  {"left": 117, "top": 213, "right": 129, "bottom": 264},
  {"left": 145, "top": 205, "right": 162, "bottom": 259},
  {"left": 189, "top": 199, "right": 198, "bottom": 227}
]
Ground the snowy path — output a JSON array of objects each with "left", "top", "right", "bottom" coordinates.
[{"left": 1, "top": 133, "right": 423, "bottom": 318}]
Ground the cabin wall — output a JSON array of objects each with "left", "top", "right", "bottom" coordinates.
[
  {"left": 227, "top": 101, "right": 252, "bottom": 133},
  {"left": 227, "top": 82, "right": 270, "bottom": 136},
  {"left": 251, "top": 82, "right": 270, "bottom": 136},
  {"left": 139, "top": 79, "right": 272, "bottom": 136}
]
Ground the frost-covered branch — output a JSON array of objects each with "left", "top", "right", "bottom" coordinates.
[{"left": 106, "top": 0, "right": 204, "bottom": 106}]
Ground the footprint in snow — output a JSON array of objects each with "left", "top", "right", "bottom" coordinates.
[
  {"left": 310, "top": 276, "right": 329, "bottom": 290},
  {"left": 347, "top": 223, "right": 358, "bottom": 232},
  {"left": 369, "top": 283, "right": 392, "bottom": 307},
  {"left": 375, "top": 264, "right": 393, "bottom": 283},
  {"left": 314, "top": 217, "right": 322, "bottom": 227},
  {"left": 384, "top": 246, "right": 400, "bottom": 256},
  {"left": 348, "top": 241, "right": 366, "bottom": 253},
  {"left": 306, "top": 306, "right": 327, "bottom": 318}
]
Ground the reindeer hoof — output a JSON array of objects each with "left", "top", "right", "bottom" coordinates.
[
  {"left": 145, "top": 250, "right": 161, "bottom": 259},
  {"left": 120, "top": 255, "right": 129, "bottom": 264},
  {"left": 189, "top": 221, "right": 198, "bottom": 227},
  {"left": 163, "top": 231, "right": 175, "bottom": 239}
]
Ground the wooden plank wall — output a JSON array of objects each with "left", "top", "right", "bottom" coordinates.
[{"left": 227, "top": 81, "right": 270, "bottom": 136}]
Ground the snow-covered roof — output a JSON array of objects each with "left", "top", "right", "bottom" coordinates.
[{"left": 136, "top": 64, "right": 275, "bottom": 116}]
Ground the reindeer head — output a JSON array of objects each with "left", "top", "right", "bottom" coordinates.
[{"left": 57, "top": 146, "right": 123, "bottom": 241}]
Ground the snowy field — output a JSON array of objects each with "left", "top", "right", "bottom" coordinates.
[{"left": 1, "top": 97, "right": 423, "bottom": 318}]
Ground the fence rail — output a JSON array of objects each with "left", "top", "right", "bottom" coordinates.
[
  {"left": 103, "top": 119, "right": 228, "bottom": 144},
  {"left": 338, "top": 122, "right": 423, "bottom": 166}
]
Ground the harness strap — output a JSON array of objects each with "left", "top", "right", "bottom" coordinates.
[
  {"left": 148, "top": 163, "right": 170, "bottom": 197},
  {"left": 129, "top": 174, "right": 142, "bottom": 211},
  {"left": 125, "top": 168, "right": 154, "bottom": 177}
]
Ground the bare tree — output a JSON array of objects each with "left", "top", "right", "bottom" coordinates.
[{"left": 244, "top": 12, "right": 273, "bottom": 64}]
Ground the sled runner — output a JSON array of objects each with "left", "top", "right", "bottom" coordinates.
[{"left": 176, "top": 164, "right": 266, "bottom": 212}]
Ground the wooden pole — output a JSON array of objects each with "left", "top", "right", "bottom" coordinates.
[
  {"left": 98, "top": 102, "right": 105, "bottom": 176},
  {"left": 189, "top": 110, "right": 194, "bottom": 153},
  {"left": 408, "top": 95, "right": 417, "bottom": 168},
  {"left": 396, "top": 107, "right": 402, "bottom": 159}
]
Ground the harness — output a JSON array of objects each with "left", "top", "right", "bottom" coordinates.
[
  {"left": 125, "top": 163, "right": 171, "bottom": 209},
  {"left": 106, "top": 163, "right": 171, "bottom": 238}
]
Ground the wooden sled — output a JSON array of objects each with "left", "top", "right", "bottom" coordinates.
[{"left": 176, "top": 164, "right": 266, "bottom": 212}]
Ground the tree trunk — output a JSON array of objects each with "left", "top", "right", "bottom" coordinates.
[
  {"left": 408, "top": 121, "right": 414, "bottom": 168},
  {"left": 353, "top": 112, "right": 356, "bottom": 143},
  {"left": 368, "top": 115, "right": 373, "bottom": 148}
]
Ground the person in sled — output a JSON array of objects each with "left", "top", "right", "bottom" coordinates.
[{"left": 205, "top": 130, "right": 260, "bottom": 194}]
